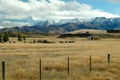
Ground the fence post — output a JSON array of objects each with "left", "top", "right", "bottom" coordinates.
[
  {"left": 39, "top": 59, "right": 42, "bottom": 80},
  {"left": 90, "top": 55, "right": 92, "bottom": 72},
  {"left": 2, "top": 61, "right": 5, "bottom": 80},
  {"left": 108, "top": 54, "right": 110, "bottom": 64},
  {"left": 67, "top": 57, "right": 70, "bottom": 75}
]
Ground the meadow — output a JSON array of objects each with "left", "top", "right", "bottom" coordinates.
[{"left": 0, "top": 36, "right": 120, "bottom": 80}]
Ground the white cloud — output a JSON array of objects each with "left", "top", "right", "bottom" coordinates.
[
  {"left": 0, "top": 20, "right": 31, "bottom": 28},
  {"left": 0, "top": 0, "right": 120, "bottom": 28},
  {"left": 0, "top": 26, "right": 5, "bottom": 29}
]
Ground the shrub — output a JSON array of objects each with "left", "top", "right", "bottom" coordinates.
[
  {"left": 17, "top": 32, "right": 22, "bottom": 41},
  {"left": 3, "top": 32, "right": 9, "bottom": 42},
  {"left": 59, "top": 41, "right": 64, "bottom": 43},
  {"left": 9, "top": 41, "right": 11, "bottom": 43},
  {"left": 42, "top": 40, "right": 48, "bottom": 43},
  {"left": 37, "top": 40, "right": 42, "bottom": 43},
  {"left": 13, "top": 41, "right": 16, "bottom": 43},
  {"left": 33, "top": 40, "right": 36, "bottom": 43},
  {"left": 23, "top": 36, "right": 26, "bottom": 41}
]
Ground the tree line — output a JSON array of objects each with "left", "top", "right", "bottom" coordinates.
[{"left": 0, "top": 32, "right": 26, "bottom": 43}]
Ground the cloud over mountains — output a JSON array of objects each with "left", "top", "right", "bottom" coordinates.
[{"left": 0, "top": 0, "right": 120, "bottom": 28}]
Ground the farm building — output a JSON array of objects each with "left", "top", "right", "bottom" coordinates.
[{"left": 87, "top": 35, "right": 100, "bottom": 40}]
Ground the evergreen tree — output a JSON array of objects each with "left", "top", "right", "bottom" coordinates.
[
  {"left": 3, "top": 32, "right": 9, "bottom": 42},
  {"left": 17, "top": 32, "right": 22, "bottom": 41},
  {"left": 0, "top": 33, "right": 2, "bottom": 42}
]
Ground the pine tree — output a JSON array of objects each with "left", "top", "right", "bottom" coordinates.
[
  {"left": 0, "top": 33, "right": 2, "bottom": 42},
  {"left": 17, "top": 32, "right": 22, "bottom": 41},
  {"left": 3, "top": 32, "right": 9, "bottom": 42}
]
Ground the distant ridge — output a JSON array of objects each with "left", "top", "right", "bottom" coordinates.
[
  {"left": 107, "top": 30, "right": 120, "bottom": 33},
  {"left": 0, "top": 17, "right": 120, "bottom": 33}
]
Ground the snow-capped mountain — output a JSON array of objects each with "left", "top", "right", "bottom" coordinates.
[
  {"left": 50, "top": 18, "right": 94, "bottom": 24},
  {"left": 0, "top": 17, "right": 120, "bottom": 33},
  {"left": 35, "top": 20, "right": 55, "bottom": 26}
]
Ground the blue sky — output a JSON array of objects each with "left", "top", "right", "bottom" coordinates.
[
  {"left": 0, "top": 0, "right": 120, "bottom": 28},
  {"left": 76, "top": 0, "right": 120, "bottom": 15},
  {"left": 63, "top": 0, "right": 120, "bottom": 15}
]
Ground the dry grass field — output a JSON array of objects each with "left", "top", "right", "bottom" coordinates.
[
  {"left": 0, "top": 37, "right": 120, "bottom": 80},
  {"left": 69, "top": 29, "right": 107, "bottom": 34}
]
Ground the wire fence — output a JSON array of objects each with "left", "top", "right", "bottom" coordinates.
[{"left": 1, "top": 54, "right": 119, "bottom": 80}]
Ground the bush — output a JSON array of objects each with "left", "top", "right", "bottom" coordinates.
[
  {"left": 59, "top": 41, "right": 64, "bottom": 43},
  {"left": 9, "top": 41, "right": 11, "bottom": 43},
  {"left": 13, "top": 41, "right": 16, "bottom": 43},
  {"left": 42, "top": 40, "right": 48, "bottom": 43},
  {"left": 3, "top": 32, "right": 9, "bottom": 42},
  {"left": 37, "top": 40, "right": 55, "bottom": 43},
  {"left": 33, "top": 40, "right": 36, "bottom": 43},
  {"left": 37, "top": 40, "right": 42, "bottom": 43},
  {"left": 23, "top": 36, "right": 26, "bottom": 41},
  {"left": 17, "top": 32, "right": 22, "bottom": 41}
]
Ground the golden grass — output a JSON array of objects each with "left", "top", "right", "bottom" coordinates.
[
  {"left": 0, "top": 37, "right": 120, "bottom": 80},
  {"left": 69, "top": 29, "right": 106, "bottom": 34}
]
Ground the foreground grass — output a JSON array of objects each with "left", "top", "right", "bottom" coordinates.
[{"left": 0, "top": 38, "right": 120, "bottom": 80}]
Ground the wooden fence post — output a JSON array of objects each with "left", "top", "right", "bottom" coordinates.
[
  {"left": 2, "top": 61, "right": 5, "bottom": 80},
  {"left": 90, "top": 55, "right": 92, "bottom": 72},
  {"left": 108, "top": 54, "right": 110, "bottom": 64},
  {"left": 39, "top": 59, "right": 42, "bottom": 80},
  {"left": 67, "top": 57, "right": 70, "bottom": 75}
]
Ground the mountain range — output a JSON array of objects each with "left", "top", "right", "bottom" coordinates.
[{"left": 0, "top": 17, "right": 120, "bottom": 33}]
